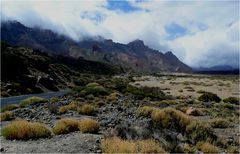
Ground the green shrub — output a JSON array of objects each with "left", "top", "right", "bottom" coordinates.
[
  {"left": 112, "top": 77, "right": 129, "bottom": 92},
  {"left": 80, "top": 83, "right": 109, "bottom": 96},
  {"left": 137, "top": 106, "right": 155, "bottom": 117},
  {"left": 1, "top": 104, "right": 19, "bottom": 112},
  {"left": 20, "top": 96, "right": 48, "bottom": 107},
  {"left": 0, "top": 111, "right": 14, "bottom": 121},
  {"left": 79, "top": 119, "right": 100, "bottom": 133},
  {"left": 78, "top": 104, "right": 97, "bottom": 115},
  {"left": 2, "top": 120, "right": 51, "bottom": 140},
  {"left": 198, "top": 92, "right": 221, "bottom": 102},
  {"left": 53, "top": 118, "right": 79, "bottom": 135},
  {"left": 223, "top": 97, "right": 239, "bottom": 105},
  {"left": 124, "top": 85, "right": 166, "bottom": 100}
]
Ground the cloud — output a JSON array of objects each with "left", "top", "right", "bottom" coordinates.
[{"left": 1, "top": 0, "right": 239, "bottom": 68}]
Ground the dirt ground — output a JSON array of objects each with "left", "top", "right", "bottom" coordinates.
[{"left": 133, "top": 74, "right": 239, "bottom": 99}]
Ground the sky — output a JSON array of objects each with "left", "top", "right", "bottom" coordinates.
[{"left": 1, "top": 0, "right": 239, "bottom": 68}]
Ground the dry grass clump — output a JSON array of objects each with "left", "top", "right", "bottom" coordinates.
[
  {"left": 1, "top": 104, "right": 19, "bottom": 112},
  {"left": 151, "top": 107, "right": 190, "bottom": 132},
  {"left": 2, "top": 120, "right": 51, "bottom": 140},
  {"left": 106, "top": 92, "right": 121, "bottom": 103},
  {"left": 59, "top": 106, "right": 68, "bottom": 114},
  {"left": 186, "top": 121, "right": 217, "bottom": 143},
  {"left": 19, "top": 96, "right": 48, "bottom": 107},
  {"left": 196, "top": 142, "right": 218, "bottom": 153},
  {"left": 53, "top": 118, "right": 79, "bottom": 135},
  {"left": 210, "top": 118, "right": 230, "bottom": 128},
  {"left": 101, "top": 137, "right": 166, "bottom": 153},
  {"left": 67, "top": 102, "right": 78, "bottom": 111},
  {"left": 79, "top": 119, "right": 100, "bottom": 133},
  {"left": 78, "top": 104, "right": 97, "bottom": 115},
  {"left": 137, "top": 106, "right": 155, "bottom": 117},
  {"left": 0, "top": 111, "right": 14, "bottom": 121}
]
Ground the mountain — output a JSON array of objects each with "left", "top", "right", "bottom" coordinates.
[
  {"left": 193, "top": 65, "right": 239, "bottom": 75},
  {"left": 1, "top": 42, "right": 122, "bottom": 96},
  {"left": 1, "top": 20, "right": 192, "bottom": 73}
]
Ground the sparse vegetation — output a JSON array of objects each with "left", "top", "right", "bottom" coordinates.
[
  {"left": 198, "top": 92, "right": 221, "bottom": 102},
  {"left": 0, "top": 111, "right": 14, "bottom": 121},
  {"left": 196, "top": 142, "right": 218, "bottom": 153},
  {"left": 78, "top": 104, "right": 97, "bottom": 115},
  {"left": 19, "top": 96, "right": 48, "bottom": 107},
  {"left": 1, "top": 104, "right": 19, "bottom": 112},
  {"left": 67, "top": 102, "right": 78, "bottom": 111},
  {"left": 2, "top": 120, "right": 51, "bottom": 140},
  {"left": 101, "top": 137, "right": 166, "bottom": 153},
  {"left": 53, "top": 118, "right": 79, "bottom": 135},
  {"left": 210, "top": 118, "right": 230, "bottom": 128},
  {"left": 79, "top": 119, "right": 100, "bottom": 133}
]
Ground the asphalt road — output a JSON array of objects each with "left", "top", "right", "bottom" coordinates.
[{"left": 0, "top": 90, "right": 70, "bottom": 107}]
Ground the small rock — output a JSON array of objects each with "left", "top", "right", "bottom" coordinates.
[
  {"left": 97, "top": 150, "right": 102, "bottom": 153},
  {"left": 0, "top": 147, "right": 4, "bottom": 152}
]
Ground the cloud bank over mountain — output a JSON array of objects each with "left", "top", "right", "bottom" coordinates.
[{"left": 1, "top": 0, "right": 239, "bottom": 68}]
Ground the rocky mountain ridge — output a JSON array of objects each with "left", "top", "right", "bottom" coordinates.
[{"left": 1, "top": 20, "right": 192, "bottom": 73}]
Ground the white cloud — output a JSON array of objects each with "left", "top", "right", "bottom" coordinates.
[{"left": 1, "top": 0, "right": 239, "bottom": 67}]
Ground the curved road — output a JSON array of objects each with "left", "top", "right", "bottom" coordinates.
[{"left": 1, "top": 90, "right": 70, "bottom": 107}]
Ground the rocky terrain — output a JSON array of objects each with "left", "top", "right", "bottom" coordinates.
[{"left": 0, "top": 75, "right": 239, "bottom": 153}]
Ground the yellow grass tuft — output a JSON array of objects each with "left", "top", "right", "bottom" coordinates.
[
  {"left": 79, "top": 118, "right": 100, "bottom": 133},
  {"left": 0, "top": 111, "right": 14, "bottom": 121},
  {"left": 53, "top": 118, "right": 79, "bottom": 135},
  {"left": 2, "top": 120, "right": 51, "bottom": 140},
  {"left": 196, "top": 142, "right": 218, "bottom": 153},
  {"left": 137, "top": 106, "right": 155, "bottom": 117},
  {"left": 101, "top": 137, "right": 166, "bottom": 153},
  {"left": 78, "top": 104, "right": 96, "bottom": 115},
  {"left": 59, "top": 106, "right": 68, "bottom": 114}
]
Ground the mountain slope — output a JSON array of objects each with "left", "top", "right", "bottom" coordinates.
[
  {"left": 1, "top": 20, "right": 192, "bottom": 73},
  {"left": 1, "top": 42, "right": 122, "bottom": 96}
]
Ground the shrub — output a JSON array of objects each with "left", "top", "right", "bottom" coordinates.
[
  {"left": 210, "top": 118, "right": 230, "bottom": 128},
  {"left": 196, "top": 142, "right": 218, "bottom": 153},
  {"left": 1, "top": 104, "right": 19, "bottom": 112},
  {"left": 59, "top": 106, "right": 68, "bottom": 114},
  {"left": 198, "top": 92, "right": 221, "bottom": 102},
  {"left": 223, "top": 97, "right": 239, "bottom": 105},
  {"left": 151, "top": 108, "right": 190, "bottom": 132},
  {"left": 101, "top": 137, "right": 166, "bottom": 153},
  {"left": 53, "top": 118, "right": 79, "bottom": 135},
  {"left": 79, "top": 119, "right": 100, "bottom": 133},
  {"left": 112, "top": 77, "right": 129, "bottom": 92},
  {"left": 0, "top": 111, "right": 14, "bottom": 121},
  {"left": 2, "top": 120, "right": 51, "bottom": 140},
  {"left": 78, "top": 104, "right": 97, "bottom": 115},
  {"left": 124, "top": 85, "right": 166, "bottom": 100},
  {"left": 20, "top": 96, "right": 48, "bottom": 107},
  {"left": 186, "top": 121, "right": 217, "bottom": 143},
  {"left": 137, "top": 106, "right": 155, "bottom": 117},
  {"left": 106, "top": 92, "right": 120, "bottom": 103},
  {"left": 67, "top": 102, "right": 78, "bottom": 111},
  {"left": 81, "top": 82, "right": 109, "bottom": 96}
]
